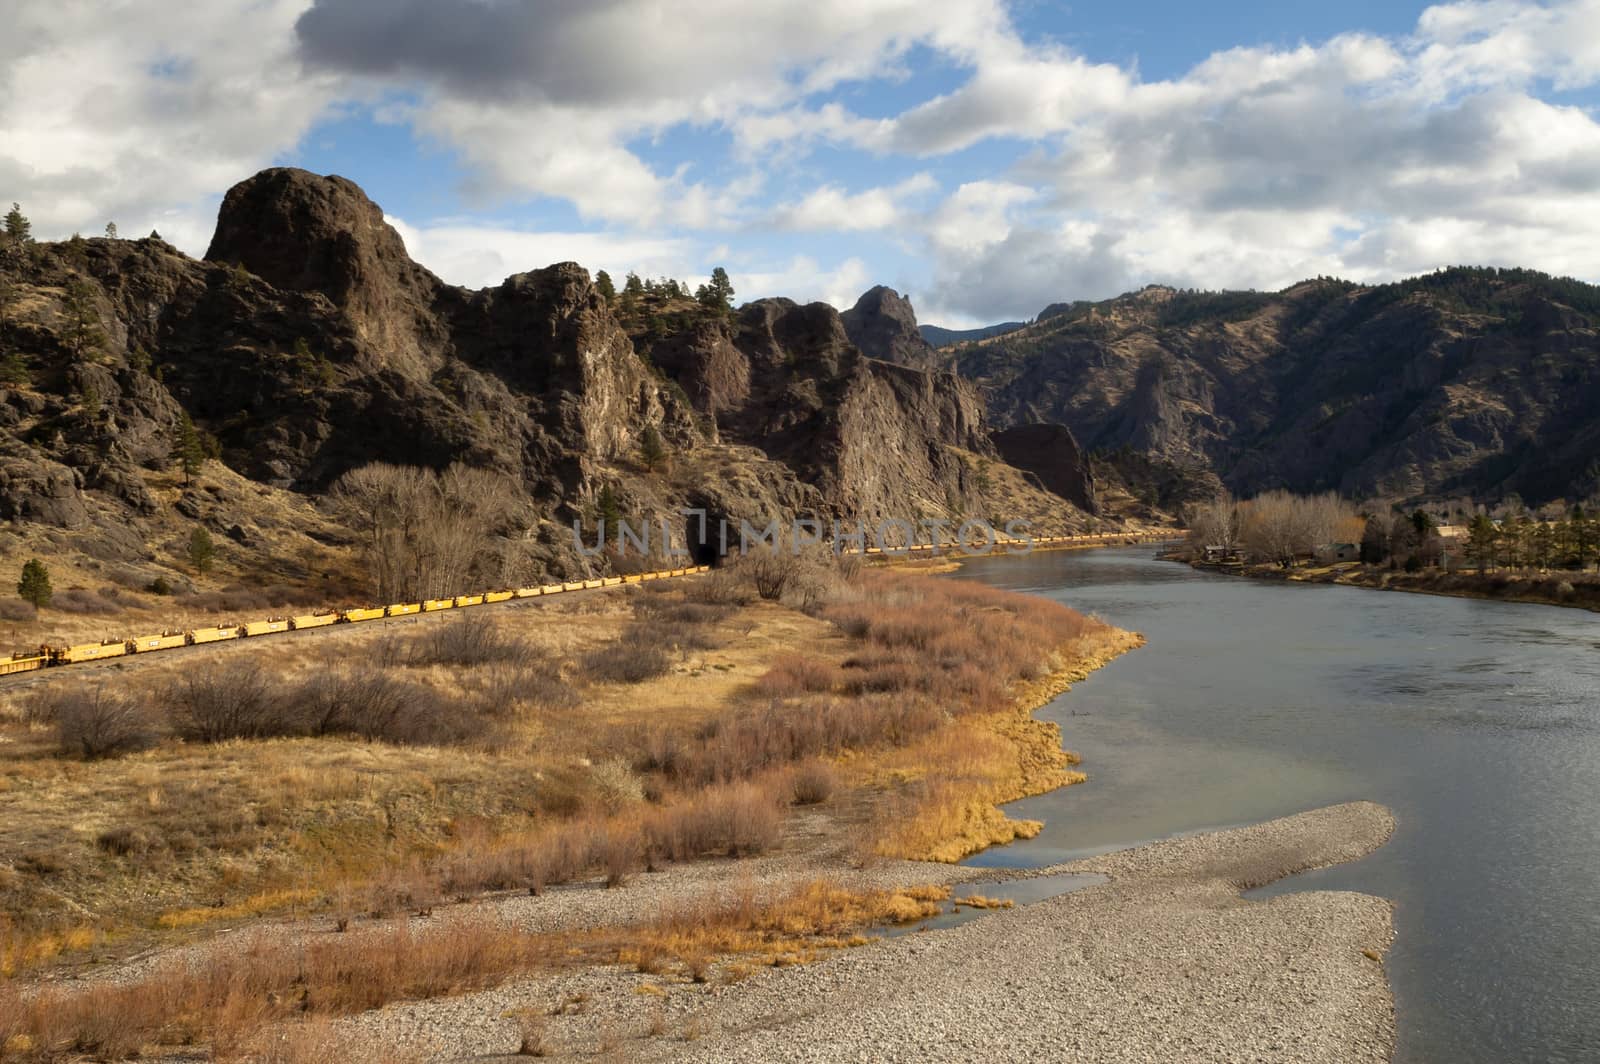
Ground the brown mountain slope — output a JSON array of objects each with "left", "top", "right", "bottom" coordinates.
[{"left": 934, "top": 271, "right": 1600, "bottom": 506}]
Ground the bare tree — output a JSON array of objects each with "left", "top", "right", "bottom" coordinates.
[
  {"left": 1188, "top": 492, "right": 1240, "bottom": 551},
  {"left": 1239, "top": 490, "right": 1356, "bottom": 567},
  {"left": 332, "top": 463, "right": 524, "bottom": 601}
]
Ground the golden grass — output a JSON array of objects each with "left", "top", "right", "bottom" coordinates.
[
  {"left": 952, "top": 893, "right": 1014, "bottom": 910},
  {"left": 0, "top": 560, "right": 1140, "bottom": 1005},
  {"left": 858, "top": 620, "right": 1144, "bottom": 863},
  {"left": 0, "top": 878, "right": 945, "bottom": 1060}
]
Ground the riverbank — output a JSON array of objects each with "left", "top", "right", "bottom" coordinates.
[
  {"left": 0, "top": 561, "right": 1152, "bottom": 1054},
  {"left": 300, "top": 802, "right": 1396, "bottom": 1061},
  {"left": 1187, "top": 556, "right": 1600, "bottom": 612}
]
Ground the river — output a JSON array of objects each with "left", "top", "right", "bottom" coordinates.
[{"left": 957, "top": 546, "right": 1600, "bottom": 1064}]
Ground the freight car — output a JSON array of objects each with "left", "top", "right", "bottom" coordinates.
[{"left": 0, "top": 565, "right": 715, "bottom": 677}]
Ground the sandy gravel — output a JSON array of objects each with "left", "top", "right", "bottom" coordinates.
[{"left": 317, "top": 801, "right": 1396, "bottom": 1063}]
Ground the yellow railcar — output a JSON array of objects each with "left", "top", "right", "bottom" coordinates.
[
  {"left": 639, "top": 571, "right": 660, "bottom": 581},
  {"left": 540, "top": 583, "right": 564, "bottom": 595},
  {"left": 580, "top": 579, "right": 604, "bottom": 590},
  {"left": 190, "top": 625, "right": 240, "bottom": 644},
  {"left": 241, "top": 618, "right": 290, "bottom": 637},
  {"left": 601, "top": 576, "right": 622, "bottom": 587},
  {"left": 512, "top": 587, "right": 543, "bottom": 598},
  {"left": 453, "top": 594, "right": 485, "bottom": 608},
  {"left": 132, "top": 632, "right": 187, "bottom": 653},
  {"left": 561, "top": 581, "right": 584, "bottom": 592},
  {"left": 59, "top": 640, "right": 130, "bottom": 663},
  {"left": 387, "top": 603, "right": 421, "bottom": 617},
  {"left": 422, "top": 598, "right": 455, "bottom": 612},
  {"left": 484, "top": 590, "right": 515, "bottom": 603},
  {"left": 622, "top": 574, "right": 643, "bottom": 583},
  {"left": 342, "top": 607, "right": 386, "bottom": 623},
  {"left": 290, "top": 612, "right": 339, "bottom": 631},
  {"left": 0, "top": 653, "right": 46, "bottom": 676}
]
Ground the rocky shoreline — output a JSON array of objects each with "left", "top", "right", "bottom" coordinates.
[{"left": 325, "top": 802, "right": 1396, "bottom": 1062}]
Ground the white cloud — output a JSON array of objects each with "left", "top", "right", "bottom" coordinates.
[
  {"left": 734, "top": 255, "right": 876, "bottom": 311},
  {"left": 385, "top": 216, "right": 698, "bottom": 290},
  {"left": 0, "top": 0, "right": 334, "bottom": 252},
  {"left": 768, "top": 174, "right": 937, "bottom": 232},
  {"left": 8, "top": 0, "right": 1600, "bottom": 327}
]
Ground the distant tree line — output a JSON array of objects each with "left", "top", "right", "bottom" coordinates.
[
  {"left": 594, "top": 267, "right": 735, "bottom": 314},
  {"left": 1191, "top": 490, "right": 1600, "bottom": 576},
  {"left": 1188, "top": 490, "right": 1361, "bottom": 568}
]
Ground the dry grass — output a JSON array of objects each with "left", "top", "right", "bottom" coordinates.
[
  {"left": 0, "top": 555, "right": 1139, "bottom": 1049},
  {"left": 1, "top": 878, "right": 947, "bottom": 1060}
]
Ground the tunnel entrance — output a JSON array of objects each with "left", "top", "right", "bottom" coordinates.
[{"left": 685, "top": 505, "right": 729, "bottom": 567}]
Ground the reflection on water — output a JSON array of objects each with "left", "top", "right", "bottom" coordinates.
[{"left": 956, "top": 548, "right": 1600, "bottom": 1064}]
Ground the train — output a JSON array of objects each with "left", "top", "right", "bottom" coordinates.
[
  {"left": 0, "top": 567, "right": 710, "bottom": 677},
  {"left": 0, "top": 530, "right": 1177, "bottom": 679}
]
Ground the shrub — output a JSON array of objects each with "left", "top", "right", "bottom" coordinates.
[
  {"left": 53, "top": 687, "right": 160, "bottom": 758},
  {"left": 166, "top": 661, "right": 279, "bottom": 742},
  {"left": 633, "top": 598, "right": 734, "bottom": 626},
  {"left": 410, "top": 616, "right": 534, "bottom": 668},
  {"left": 591, "top": 758, "right": 644, "bottom": 811},
  {"left": 597, "top": 822, "right": 642, "bottom": 888},
  {"left": 285, "top": 668, "right": 486, "bottom": 745},
  {"left": 48, "top": 588, "right": 123, "bottom": 615},
  {"left": 581, "top": 626, "right": 672, "bottom": 683},
  {"left": 176, "top": 588, "right": 272, "bottom": 613},
  {"left": 785, "top": 760, "right": 837, "bottom": 805},
  {"left": 96, "top": 825, "right": 155, "bottom": 856},
  {"left": 0, "top": 598, "right": 33, "bottom": 621},
  {"left": 684, "top": 568, "right": 754, "bottom": 607},
  {"left": 755, "top": 654, "right": 841, "bottom": 698}
]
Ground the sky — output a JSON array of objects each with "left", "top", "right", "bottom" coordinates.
[{"left": 4, "top": 1, "right": 1600, "bottom": 327}]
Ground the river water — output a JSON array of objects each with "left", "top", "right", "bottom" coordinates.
[{"left": 957, "top": 547, "right": 1600, "bottom": 1064}]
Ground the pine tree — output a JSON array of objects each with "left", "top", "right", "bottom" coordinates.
[
  {"left": 1574, "top": 505, "right": 1595, "bottom": 570},
  {"left": 696, "top": 266, "right": 735, "bottom": 311},
  {"left": 61, "top": 277, "right": 105, "bottom": 359},
  {"left": 104, "top": 221, "right": 118, "bottom": 239},
  {"left": 3, "top": 203, "right": 30, "bottom": 243},
  {"left": 596, "top": 484, "right": 622, "bottom": 529},
  {"left": 638, "top": 424, "right": 667, "bottom": 472},
  {"left": 188, "top": 526, "right": 215, "bottom": 573},
  {"left": 176, "top": 411, "right": 205, "bottom": 484},
  {"left": 595, "top": 270, "right": 616, "bottom": 302},
  {"left": 623, "top": 272, "right": 644, "bottom": 298},
  {"left": 17, "top": 558, "right": 51, "bottom": 611},
  {"left": 1467, "top": 513, "right": 1498, "bottom": 575},
  {"left": 127, "top": 345, "right": 151, "bottom": 374}
]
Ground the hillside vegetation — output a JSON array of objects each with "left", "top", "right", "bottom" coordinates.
[{"left": 929, "top": 269, "right": 1600, "bottom": 508}]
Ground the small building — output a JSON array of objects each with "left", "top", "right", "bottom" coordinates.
[
  {"left": 1202, "top": 545, "right": 1241, "bottom": 562},
  {"left": 1315, "top": 542, "right": 1359, "bottom": 564}
]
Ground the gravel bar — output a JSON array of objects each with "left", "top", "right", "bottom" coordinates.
[{"left": 328, "top": 800, "right": 1397, "bottom": 1063}]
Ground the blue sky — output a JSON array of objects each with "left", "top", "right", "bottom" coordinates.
[{"left": 6, "top": 1, "right": 1600, "bottom": 326}]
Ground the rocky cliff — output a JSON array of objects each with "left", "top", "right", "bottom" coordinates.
[
  {"left": 942, "top": 271, "right": 1600, "bottom": 506},
  {"left": 0, "top": 168, "right": 1101, "bottom": 589},
  {"left": 840, "top": 286, "right": 940, "bottom": 370}
]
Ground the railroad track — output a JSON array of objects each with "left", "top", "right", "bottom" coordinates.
[{"left": 1, "top": 531, "right": 1177, "bottom": 678}]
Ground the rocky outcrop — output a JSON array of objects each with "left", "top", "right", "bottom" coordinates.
[
  {"left": 0, "top": 169, "right": 1103, "bottom": 565},
  {"left": 841, "top": 286, "right": 939, "bottom": 370},
  {"left": 632, "top": 295, "right": 1010, "bottom": 526},
  {"left": 991, "top": 424, "right": 1098, "bottom": 514},
  {"left": 949, "top": 271, "right": 1600, "bottom": 505},
  {"left": 206, "top": 168, "right": 447, "bottom": 378}
]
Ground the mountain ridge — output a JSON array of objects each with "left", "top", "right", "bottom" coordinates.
[{"left": 911, "top": 268, "right": 1600, "bottom": 508}]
